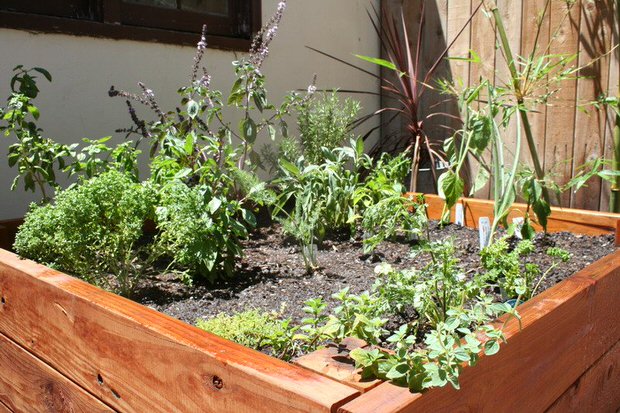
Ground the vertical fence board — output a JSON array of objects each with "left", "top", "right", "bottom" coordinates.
[
  {"left": 469, "top": 0, "right": 496, "bottom": 199},
  {"left": 494, "top": 0, "right": 523, "bottom": 167},
  {"left": 543, "top": 0, "right": 581, "bottom": 206},
  {"left": 599, "top": 0, "right": 620, "bottom": 211},
  {"left": 392, "top": 0, "right": 619, "bottom": 211},
  {"left": 520, "top": 0, "right": 551, "bottom": 168},
  {"left": 571, "top": 0, "right": 614, "bottom": 209}
]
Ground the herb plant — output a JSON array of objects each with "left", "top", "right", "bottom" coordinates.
[
  {"left": 297, "top": 90, "right": 360, "bottom": 164},
  {"left": 196, "top": 309, "right": 299, "bottom": 361},
  {"left": 301, "top": 236, "right": 518, "bottom": 392},
  {"left": 1, "top": 66, "right": 71, "bottom": 200},
  {"left": 152, "top": 181, "right": 253, "bottom": 283},
  {"left": 13, "top": 170, "right": 154, "bottom": 296}
]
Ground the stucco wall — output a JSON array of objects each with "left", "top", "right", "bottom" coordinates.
[{"left": 0, "top": 0, "right": 380, "bottom": 220}]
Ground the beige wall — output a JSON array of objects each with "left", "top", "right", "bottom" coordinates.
[{"left": 0, "top": 0, "right": 380, "bottom": 220}]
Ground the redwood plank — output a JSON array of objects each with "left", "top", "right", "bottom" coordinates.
[
  {"left": 599, "top": 0, "right": 620, "bottom": 211},
  {"left": 0, "top": 400, "right": 14, "bottom": 413},
  {"left": 0, "top": 332, "right": 113, "bottom": 413},
  {"left": 294, "top": 338, "right": 382, "bottom": 393},
  {"left": 543, "top": 0, "right": 581, "bottom": 207},
  {"left": 546, "top": 340, "right": 620, "bottom": 413},
  {"left": 520, "top": 0, "right": 550, "bottom": 168},
  {"left": 339, "top": 250, "right": 620, "bottom": 413},
  {"left": 0, "top": 251, "right": 360, "bottom": 413},
  {"left": 571, "top": 0, "right": 614, "bottom": 210},
  {"left": 410, "top": 193, "right": 620, "bottom": 235},
  {"left": 469, "top": 0, "right": 496, "bottom": 200},
  {"left": 445, "top": 0, "right": 472, "bottom": 87}
]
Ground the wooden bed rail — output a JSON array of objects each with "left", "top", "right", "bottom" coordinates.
[
  {"left": 0, "top": 249, "right": 360, "bottom": 412},
  {"left": 1, "top": 195, "right": 619, "bottom": 412},
  {"left": 408, "top": 193, "right": 620, "bottom": 238}
]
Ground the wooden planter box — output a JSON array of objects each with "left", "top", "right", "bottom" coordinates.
[{"left": 0, "top": 195, "right": 619, "bottom": 412}]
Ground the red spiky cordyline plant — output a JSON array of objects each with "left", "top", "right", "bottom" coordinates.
[{"left": 308, "top": 0, "right": 482, "bottom": 192}]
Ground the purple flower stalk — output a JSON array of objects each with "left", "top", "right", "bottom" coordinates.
[
  {"left": 249, "top": 0, "right": 287, "bottom": 70},
  {"left": 191, "top": 25, "right": 208, "bottom": 83}
]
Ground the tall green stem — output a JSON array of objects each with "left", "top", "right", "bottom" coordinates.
[{"left": 490, "top": 4, "right": 551, "bottom": 205}]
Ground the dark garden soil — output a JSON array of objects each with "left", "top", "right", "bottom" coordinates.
[{"left": 135, "top": 222, "right": 616, "bottom": 326}]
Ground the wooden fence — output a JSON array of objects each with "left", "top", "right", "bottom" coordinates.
[{"left": 381, "top": 0, "right": 619, "bottom": 212}]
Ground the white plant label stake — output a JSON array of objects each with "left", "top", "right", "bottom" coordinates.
[
  {"left": 455, "top": 203, "right": 465, "bottom": 226},
  {"left": 479, "top": 217, "right": 491, "bottom": 249},
  {"left": 512, "top": 217, "right": 524, "bottom": 239}
]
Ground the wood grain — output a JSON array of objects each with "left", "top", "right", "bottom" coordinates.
[
  {"left": 409, "top": 193, "right": 620, "bottom": 235},
  {"left": 294, "top": 338, "right": 382, "bottom": 393},
  {"left": 599, "top": 0, "right": 620, "bottom": 211},
  {"left": 543, "top": 0, "right": 581, "bottom": 207},
  {"left": 546, "top": 340, "right": 620, "bottom": 413},
  {"left": 571, "top": 0, "right": 614, "bottom": 210},
  {"left": 520, "top": 0, "right": 550, "bottom": 167},
  {"left": 0, "top": 332, "right": 113, "bottom": 413},
  {"left": 339, "top": 249, "right": 620, "bottom": 413},
  {"left": 0, "top": 401, "right": 14, "bottom": 413},
  {"left": 468, "top": 0, "right": 496, "bottom": 200},
  {"left": 0, "top": 250, "right": 360, "bottom": 413}
]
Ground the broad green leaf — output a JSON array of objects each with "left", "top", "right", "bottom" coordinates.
[
  {"left": 26, "top": 105, "right": 40, "bottom": 120},
  {"left": 354, "top": 54, "right": 400, "bottom": 74},
  {"left": 279, "top": 158, "right": 300, "bottom": 176},
  {"left": 242, "top": 208, "right": 257, "bottom": 227},
  {"left": 484, "top": 340, "right": 500, "bottom": 356},
  {"left": 173, "top": 168, "right": 192, "bottom": 180},
  {"left": 33, "top": 67, "right": 52, "bottom": 82},
  {"left": 187, "top": 100, "right": 199, "bottom": 119},
  {"left": 385, "top": 363, "right": 409, "bottom": 380},
  {"left": 184, "top": 133, "right": 195, "bottom": 155},
  {"left": 470, "top": 167, "right": 490, "bottom": 195},
  {"left": 208, "top": 197, "right": 222, "bottom": 214},
  {"left": 438, "top": 170, "right": 464, "bottom": 207},
  {"left": 241, "top": 118, "right": 257, "bottom": 143},
  {"left": 268, "top": 124, "right": 277, "bottom": 141}
]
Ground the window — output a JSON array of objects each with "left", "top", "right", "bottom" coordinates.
[{"left": 0, "top": 0, "right": 261, "bottom": 50}]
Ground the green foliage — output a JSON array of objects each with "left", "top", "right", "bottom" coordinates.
[
  {"left": 1, "top": 67, "right": 142, "bottom": 201},
  {"left": 481, "top": 237, "right": 570, "bottom": 300},
  {"left": 1, "top": 66, "right": 71, "bottom": 200},
  {"left": 353, "top": 152, "right": 419, "bottom": 252},
  {"left": 274, "top": 140, "right": 368, "bottom": 271},
  {"left": 14, "top": 170, "right": 154, "bottom": 296},
  {"left": 297, "top": 91, "right": 360, "bottom": 164},
  {"left": 481, "top": 238, "right": 537, "bottom": 299},
  {"left": 302, "top": 239, "right": 517, "bottom": 392},
  {"left": 196, "top": 309, "right": 298, "bottom": 360},
  {"left": 153, "top": 181, "right": 252, "bottom": 283},
  {"left": 321, "top": 288, "right": 387, "bottom": 343},
  {"left": 350, "top": 300, "right": 508, "bottom": 391},
  {"left": 275, "top": 141, "right": 421, "bottom": 270}
]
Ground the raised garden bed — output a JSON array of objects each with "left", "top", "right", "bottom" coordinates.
[{"left": 0, "top": 194, "right": 619, "bottom": 412}]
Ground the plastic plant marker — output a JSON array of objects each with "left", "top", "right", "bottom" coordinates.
[
  {"left": 513, "top": 217, "right": 524, "bottom": 240},
  {"left": 479, "top": 217, "right": 491, "bottom": 249},
  {"left": 455, "top": 203, "right": 465, "bottom": 226}
]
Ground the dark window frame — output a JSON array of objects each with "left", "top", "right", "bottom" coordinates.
[{"left": 0, "top": 0, "right": 261, "bottom": 50}]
